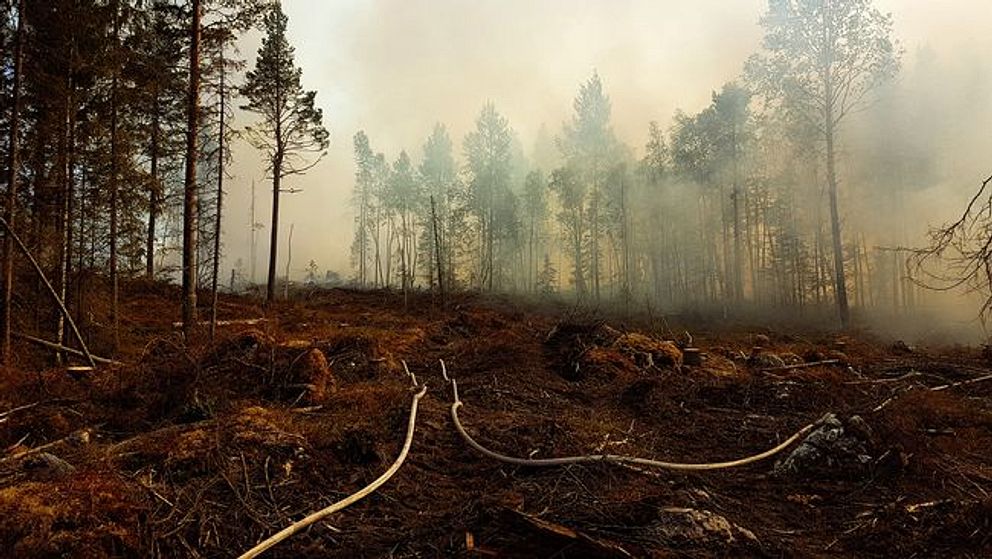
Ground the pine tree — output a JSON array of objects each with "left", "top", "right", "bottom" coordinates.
[{"left": 240, "top": 1, "right": 328, "bottom": 303}]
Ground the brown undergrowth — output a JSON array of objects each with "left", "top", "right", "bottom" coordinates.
[{"left": 0, "top": 282, "right": 990, "bottom": 557}]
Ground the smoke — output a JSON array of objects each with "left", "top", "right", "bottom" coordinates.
[{"left": 223, "top": 0, "right": 992, "bottom": 340}]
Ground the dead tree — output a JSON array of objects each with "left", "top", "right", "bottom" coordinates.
[{"left": 911, "top": 174, "right": 992, "bottom": 322}]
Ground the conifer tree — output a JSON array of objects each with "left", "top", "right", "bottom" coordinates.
[{"left": 240, "top": 1, "right": 328, "bottom": 303}]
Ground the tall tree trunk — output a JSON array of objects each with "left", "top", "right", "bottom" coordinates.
[
  {"left": 431, "top": 195, "right": 444, "bottom": 302},
  {"left": 109, "top": 60, "right": 120, "bottom": 351},
  {"left": 591, "top": 182, "right": 600, "bottom": 301},
  {"left": 210, "top": 52, "right": 226, "bottom": 340},
  {"left": 266, "top": 151, "right": 283, "bottom": 303},
  {"left": 146, "top": 92, "right": 160, "bottom": 279},
  {"left": 182, "top": 0, "right": 202, "bottom": 340},
  {"left": 250, "top": 179, "right": 257, "bottom": 283},
  {"left": 2, "top": 0, "right": 25, "bottom": 366},
  {"left": 283, "top": 222, "right": 292, "bottom": 300},
  {"left": 358, "top": 191, "right": 366, "bottom": 286},
  {"left": 825, "top": 118, "right": 850, "bottom": 328},
  {"left": 58, "top": 78, "right": 77, "bottom": 359}
]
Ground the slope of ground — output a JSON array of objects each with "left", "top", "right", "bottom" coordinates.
[{"left": 1, "top": 283, "right": 990, "bottom": 558}]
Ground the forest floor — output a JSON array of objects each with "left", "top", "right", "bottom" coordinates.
[{"left": 1, "top": 280, "right": 991, "bottom": 558}]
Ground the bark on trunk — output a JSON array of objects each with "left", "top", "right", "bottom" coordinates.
[
  {"left": 146, "top": 92, "right": 160, "bottom": 279},
  {"left": 210, "top": 52, "right": 226, "bottom": 340},
  {"left": 182, "top": 0, "right": 202, "bottom": 340},
  {"left": 825, "top": 121, "right": 850, "bottom": 328},
  {"left": 266, "top": 152, "right": 283, "bottom": 303},
  {"left": 2, "top": 0, "right": 25, "bottom": 366}
]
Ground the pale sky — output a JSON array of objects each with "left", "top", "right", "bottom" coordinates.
[{"left": 223, "top": 0, "right": 992, "bottom": 281}]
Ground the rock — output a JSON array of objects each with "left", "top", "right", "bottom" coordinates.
[
  {"left": 774, "top": 413, "right": 874, "bottom": 478},
  {"left": 753, "top": 334, "right": 771, "bottom": 347}
]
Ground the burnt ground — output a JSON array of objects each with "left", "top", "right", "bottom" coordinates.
[{"left": 1, "top": 282, "right": 991, "bottom": 558}]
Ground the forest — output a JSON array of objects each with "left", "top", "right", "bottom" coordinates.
[
  {"left": 0, "top": 0, "right": 991, "bottom": 557},
  {"left": 346, "top": 6, "right": 989, "bottom": 339}
]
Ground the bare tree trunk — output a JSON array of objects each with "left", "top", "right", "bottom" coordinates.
[
  {"left": 210, "top": 52, "right": 226, "bottom": 341},
  {"left": 619, "top": 173, "right": 630, "bottom": 310},
  {"left": 109, "top": 54, "right": 120, "bottom": 351},
  {"left": 431, "top": 195, "right": 444, "bottom": 303},
  {"left": 146, "top": 92, "right": 160, "bottom": 279},
  {"left": 590, "top": 182, "right": 600, "bottom": 301},
  {"left": 825, "top": 118, "right": 850, "bottom": 328},
  {"left": 2, "top": 0, "right": 25, "bottom": 366},
  {"left": 250, "top": 178, "right": 257, "bottom": 283},
  {"left": 182, "top": 0, "right": 202, "bottom": 340},
  {"left": 373, "top": 206, "right": 382, "bottom": 287},
  {"left": 359, "top": 191, "right": 367, "bottom": 286},
  {"left": 732, "top": 123, "right": 744, "bottom": 303},
  {"left": 266, "top": 151, "right": 283, "bottom": 303},
  {"left": 283, "top": 223, "right": 293, "bottom": 300},
  {"left": 57, "top": 77, "right": 77, "bottom": 360}
]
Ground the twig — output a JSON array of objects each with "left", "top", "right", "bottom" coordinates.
[
  {"left": 931, "top": 373, "right": 992, "bottom": 392},
  {"left": 871, "top": 386, "right": 916, "bottom": 413},
  {"left": 0, "top": 428, "right": 90, "bottom": 464},
  {"left": 13, "top": 332, "right": 120, "bottom": 366},
  {"left": 760, "top": 359, "right": 840, "bottom": 373},
  {"left": 0, "top": 401, "right": 39, "bottom": 420},
  {"left": 845, "top": 371, "right": 923, "bottom": 385}
]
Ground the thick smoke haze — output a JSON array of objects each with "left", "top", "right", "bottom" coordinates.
[{"left": 223, "top": 0, "right": 992, "bottom": 339}]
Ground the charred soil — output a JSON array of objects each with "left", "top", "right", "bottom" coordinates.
[{"left": 1, "top": 283, "right": 991, "bottom": 558}]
